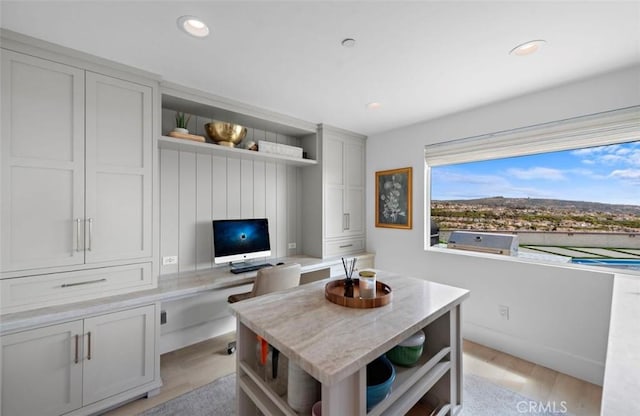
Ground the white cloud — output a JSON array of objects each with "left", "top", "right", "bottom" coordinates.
[
  {"left": 572, "top": 142, "right": 640, "bottom": 167},
  {"left": 506, "top": 167, "right": 566, "bottom": 181},
  {"left": 609, "top": 169, "right": 640, "bottom": 184}
]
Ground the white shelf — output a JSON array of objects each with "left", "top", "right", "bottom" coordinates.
[
  {"left": 368, "top": 347, "right": 451, "bottom": 416},
  {"left": 378, "top": 362, "right": 450, "bottom": 416},
  {"left": 239, "top": 361, "right": 299, "bottom": 416},
  {"left": 158, "top": 135, "right": 318, "bottom": 167}
]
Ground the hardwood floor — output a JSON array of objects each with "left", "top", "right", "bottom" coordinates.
[
  {"left": 463, "top": 340, "right": 601, "bottom": 415},
  {"left": 103, "top": 332, "right": 237, "bottom": 416},
  {"left": 104, "top": 334, "right": 601, "bottom": 415}
]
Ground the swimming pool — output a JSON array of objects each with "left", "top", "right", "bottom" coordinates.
[{"left": 571, "top": 258, "right": 640, "bottom": 271}]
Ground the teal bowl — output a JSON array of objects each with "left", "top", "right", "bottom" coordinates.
[{"left": 366, "top": 355, "right": 396, "bottom": 410}]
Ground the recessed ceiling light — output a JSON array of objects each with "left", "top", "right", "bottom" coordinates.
[
  {"left": 367, "top": 102, "right": 382, "bottom": 110},
  {"left": 509, "top": 40, "right": 546, "bottom": 56},
  {"left": 177, "top": 15, "right": 210, "bottom": 38},
  {"left": 341, "top": 38, "right": 356, "bottom": 48}
]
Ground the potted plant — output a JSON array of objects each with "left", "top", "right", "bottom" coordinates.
[{"left": 174, "top": 112, "right": 192, "bottom": 134}]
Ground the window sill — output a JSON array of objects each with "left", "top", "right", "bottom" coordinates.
[{"left": 425, "top": 245, "right": 638, "bottom": 276}]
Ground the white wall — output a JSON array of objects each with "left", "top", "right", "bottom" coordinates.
[{"left": 366, "top": 65, "right": 640, "bottom": 385}]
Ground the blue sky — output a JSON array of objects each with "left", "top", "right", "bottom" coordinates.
[{"left": 431, "top": 141, "right": 640, "bottom": 206}]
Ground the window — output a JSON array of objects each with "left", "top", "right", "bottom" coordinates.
[{"left": 424, "top": 106, "right": 640, "bottom": 273}]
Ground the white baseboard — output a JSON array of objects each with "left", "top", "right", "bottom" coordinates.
[
  {"left": 160, "top": 316, "right": 236, "bottom": 354},
  {"left": 464, "top": 321, "right": 605, "bottom": 386}
]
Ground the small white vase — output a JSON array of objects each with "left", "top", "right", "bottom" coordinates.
[
  {"left": 173, "top": 127, "right": 189, "bottom": 134},
  {"left": 287, "top": 361, "right": 319, "bottom": 413}
]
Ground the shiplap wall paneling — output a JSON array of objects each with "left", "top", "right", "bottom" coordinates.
[
  {"left": 264, "top": 162, "right": 278, "bottom": 261},
  {"left": 211, "top": 155, "right": 227, "bottom": 220},
  {"left": 160, "top": 149, "right": 179, "bottom": 275},
  {"left": 287, "top": 165, "right": 299, "bottom": 256},
  {"left": 276, "top": 163, "right": 287, "bottom": 257},
  {"left": 159, "top": 147, "right": 303, "bottom": 275},
  {"left": 178, "top": 151, "right": 197, "bottom": 272},
  {"left": 253, "top": 160, "right": 266, "bottom": 219},
  {"left": 226, "top": 158, "right": 241, "bottom": 219},
  {"left": 240, "top": 159, "right": 254, "bottom": 219},
  {"left": 196, "top": 153, "right": 213, "bottom": 270}
]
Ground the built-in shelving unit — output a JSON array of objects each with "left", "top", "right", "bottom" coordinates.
[
  {"left": 158, "top": 135, "right": 317, "bottom": 167},
  {"left": 160, "top": 81, "right": 319, "bottom": 164}
]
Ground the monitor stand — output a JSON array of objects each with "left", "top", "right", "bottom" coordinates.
[{"left": 230, "top": 261, "right": 273, "bottom": 274}]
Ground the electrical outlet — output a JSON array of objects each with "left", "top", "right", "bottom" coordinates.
[
  {"left": 288, "top": 242, "right": 296, "bottom": 249},
  {"left": 163, "top": 256, "right": 178, "bottom": 265},
  {"left": 499, "top": 305, "right": 510, "bottom": 320}
]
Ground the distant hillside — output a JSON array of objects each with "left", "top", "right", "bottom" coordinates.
[
  {"left": 431, "top": 196, "right": 640, "bottom": 233},
  {"left": 433, "top": 196, "right": 640, "bottom": 215}
]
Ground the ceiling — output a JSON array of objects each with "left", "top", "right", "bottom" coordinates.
[{"left": 1, "top": 1, "right": 639, "bottom": 136}]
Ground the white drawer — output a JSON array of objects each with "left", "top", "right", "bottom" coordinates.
[
  {"left": 325, "top": 237, "right": 365, "bottom": 257},
  {"left": 1, "top": 263, "right": 154, "bottom": 314}
]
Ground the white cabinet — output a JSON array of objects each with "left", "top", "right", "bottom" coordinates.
[
  {"left": 1, "top": 305, "right": 157, "bottom": 416},
  {"left": 1, "top": 321, "right": 83, "bottom": 416},
  {"left": 82, "top": 305, "right": 156, "bottom": 405},
  {"left": 85, "top": 72, "right": 153, "bottom": 263},
  {"left": 1, "top": 49, "right": 86, "bottom": 272},
  {"left": 324, "top": 128, "right": 365, "bottom": 239},
  {"left": 1, "top": 49, "right": 154, "bottom": 274},
  {"left": 302, "top": 124, "right": 366, "bottom": 258}
]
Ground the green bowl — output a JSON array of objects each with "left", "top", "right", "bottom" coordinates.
[{"left": 386, "top": 344, "right": 423, "bottom": 367}]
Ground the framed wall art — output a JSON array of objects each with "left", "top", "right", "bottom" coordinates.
[{"left": 375, "top": 167, "right": 412, "bottom": 229}]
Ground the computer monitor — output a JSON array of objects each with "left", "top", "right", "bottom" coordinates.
[{"left": 212, "top": 218, "right": 271, "bottom": 264}]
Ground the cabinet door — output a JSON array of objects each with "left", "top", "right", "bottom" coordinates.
[
  {"left": 1, "top": 50, "right": 85, "bottom": 273},
  {"left": 84, "top": 72, "right": 153, "bottom": 263},
  {"left": 1, "top": 321, "right": 83, "bottom": 416},
  {"left": 323, "top": 131, "right": 365, "bottom": 240},
  {"left": 82, "top": 304, "right": 156, "bottom": 405},
  {"left": 324, "top": 134, "right": 346, "bottom": 239},
  {"left": 344, "top": 139, "right": 365, "bottom": 235}
]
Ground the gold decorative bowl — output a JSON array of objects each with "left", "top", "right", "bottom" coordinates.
[{"left": 204, "top": 122, "right": 248, "bottom": 147}]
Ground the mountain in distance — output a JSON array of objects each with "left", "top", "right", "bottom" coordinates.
[{"left": 433, "top": 196, "right": 640, "bottom": 214}]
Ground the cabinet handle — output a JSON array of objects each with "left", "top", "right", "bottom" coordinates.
[
  {"left": 75, "top": 218, "right": 81, "bottom": 252},
  {"left": 74, "top": 334, "right": 79, "bottom": 364},
  {"left": 339, "top": 244, "right": 353, "bottom": 248},
  {"left": 87, "top": 218, "right": 93, "bottom": 251},
  {"left": 61, "top": 278, "right": 106, "bottom": 288},
  {"left": 346, "top": 213, "right": 350, "bottom": 230},
  {"left": 87, "top": 331, "right": 92, "bottom": 360},
  {"left": 343, "top": 213, "right": 348, "bottom": 231}
]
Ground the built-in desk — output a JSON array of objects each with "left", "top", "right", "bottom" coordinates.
[
  {"left": 0, "top": 253, "right": 373, "bottom": 416},
  {"left": 0, "top": 253, "right": 374, "bottom": 335}
]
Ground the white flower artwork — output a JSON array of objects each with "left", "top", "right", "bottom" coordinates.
[{"left": 376, "top": 167, "right": 412, "bottom": 229}]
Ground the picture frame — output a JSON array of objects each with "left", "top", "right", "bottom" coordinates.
[{"left": 375, "top": 167, "right": 412, "bottom": 229}]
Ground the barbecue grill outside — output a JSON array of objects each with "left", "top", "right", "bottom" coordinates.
[{"left": 447, "top": 231, "right": 519, "bottom": 256}]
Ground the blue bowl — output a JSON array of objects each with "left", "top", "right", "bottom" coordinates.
[{"left": 366, "top": 355, "right": 396, "bottom": 410}]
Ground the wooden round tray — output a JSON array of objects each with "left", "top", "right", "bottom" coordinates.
[{"left": 325, "top": 278, "right": 392, "bottom": 308}]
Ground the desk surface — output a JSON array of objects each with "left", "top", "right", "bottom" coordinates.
[
  {"left": 0, "top": 253, "right": 374, "bottom": 335},
  {"left": 231, "top": 270, "right": 470, "bottom": 385}
]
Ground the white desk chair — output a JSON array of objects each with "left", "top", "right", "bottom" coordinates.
[{"left": 227, "top": 263, "right": 301, "bottom": 354}]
